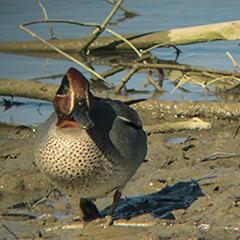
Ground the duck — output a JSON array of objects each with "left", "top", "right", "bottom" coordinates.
[{"left": 34, "top": 67, "right": 147, "bottom": 226}]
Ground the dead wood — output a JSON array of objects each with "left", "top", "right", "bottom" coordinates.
[
  {"left": 144, "top": 117, "right": 211, "bottom": 134},
  {"left": 1, "top": 79, "right": 240, "bottom": 120},
  {"left": 1, "top": 20, "right": 240, "bottom": 53}
]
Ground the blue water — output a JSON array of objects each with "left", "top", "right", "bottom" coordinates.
[{"left": 0, "top": 0, "right": 240, "bottom": 125}]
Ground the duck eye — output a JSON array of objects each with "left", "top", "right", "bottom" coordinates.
[
  {"left": 77, "top": 100, "right": 87, "bottom": 108},
  {"left": 56, "top": 75, "right": 70, "bottom": 95}
]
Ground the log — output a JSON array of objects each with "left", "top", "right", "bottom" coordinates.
[
  {"left": 1, "top": 78, "right": 240, "bottom": 120},
  {"left": 144, "top": 117, "right": 211, "bottom": 134},
  {"left": 0, "top": 78, "right": 58, "bottom": 102},
  {"left": 0, "top": 20, "right": 240, "bottom": 54}
]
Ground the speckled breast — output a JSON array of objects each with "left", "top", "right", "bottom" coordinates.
[{"left": 34, "top": 125, "right": 124, "bottom": 199}]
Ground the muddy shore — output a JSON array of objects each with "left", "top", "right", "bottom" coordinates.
[{"left": 0, "top": 110, "right": 239, "bottom": 239}]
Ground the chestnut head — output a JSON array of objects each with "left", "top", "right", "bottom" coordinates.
[{"left": 53, "top": 67, "right": 94, "bottom": 129}]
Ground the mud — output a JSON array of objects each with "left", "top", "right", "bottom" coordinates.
[{"left": 0, "top": 112, "right": 239, "bottom": 239}]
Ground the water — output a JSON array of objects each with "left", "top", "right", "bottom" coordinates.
[{"left": 0, "top": 0, "right": 240, "bottom": 125}]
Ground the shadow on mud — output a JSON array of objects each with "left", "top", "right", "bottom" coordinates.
[
  {"left": 102, "top": 180, "right": 204, "bottom": 221},
  {"left": 4, "top": 180, "right": 204, "bottom": 224}
]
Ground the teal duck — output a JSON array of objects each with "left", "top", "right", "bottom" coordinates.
[{"left": 34, "top": 67, "right": 147, "bottom": 226}]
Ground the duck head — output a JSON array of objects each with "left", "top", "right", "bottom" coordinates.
[{"left": 53, "top": 67, "right": 94, "bottom": 129}]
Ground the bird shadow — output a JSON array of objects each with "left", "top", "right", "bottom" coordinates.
[
  {"left": 101, "top": 180, "right": 204, "bottom": 221},
  {"left": 4, "top": 180, "right": 204, "bottom": 223}
]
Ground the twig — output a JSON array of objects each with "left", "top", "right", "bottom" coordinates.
[
  {"left": 38, "top": 1, "right": 56, "bottom": 39},
  {"left": 105, "top": 0, "right": 140, "bottom": 16},
  {"left": 21, "top": 19, "right": 141, "bottom": 56},
  {"left": 233, "top": 125, "right": 240, "bottom": 138},
  {"left": 2, "top": 223, "right": 19, "bottom": 239},
  {"left": 105, "top": 28, "right": 141, "bottom": 56},
  {"left": 80, "top": 0, "right": 124, "bottom": 51},
  {"left": 200, "top": 152, "right": 240, "bottom": 162},
  {"left": 147, "top": 72, "right": 164, "bottom": 91},
  {"left": 29, "top": 73, "right": 64, "bottom": 81},
  {"left": 202, "top": 87, "right": 209, "bottom": 101},
  {"left": 221, "top": 77, "right": 240, "bottom": 92},
  {"left": 90, "top": 54, "right": 152, "bottom": 81},
  {"left": 20, "top": 17, "right": 152, "bottom": 90},
  {"left": 93, "top": 0, "right": 124, "bottom": 34},
  {"left": 103, "top": 32, "right": 163, "bottom": 92},
  {"left": 20, "top": 17, "right": 164, "bottom": 92},
  {"left": 113, "top": 65, "right": 139, "bottom": 93},
  {"left": 191, "top": 75, "right": 225, "bottom": 101},
  {"left": 20, "top": 24, "right": 115, "bottom": 87},
  {"left": 171, "top": 74, "right": 190, "bottom": 94},
  {"left": 105, "top": 31, "right": 163, "bottom": 93},
  {"left": 22, "top": 18, "right": 101, "bottom": 28},
  {"left": 90, "top": 66, "right": 125, "bottom": 81},
  {"left": 141, "top": 43, "right": 168, "bottom": 54},
  {"left": 142, "top": 43, "right": 182, "bottom": 61},
  {"left": 117, "top": 62, "right": 240, "bottom": 77},
  {"left": 226, "top": 51, "right": 240, "bottom": 69}
]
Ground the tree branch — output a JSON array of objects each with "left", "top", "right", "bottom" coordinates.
[
  {"left": 2, "top": 79, "right": 240, "bottom": 120},
  {"left": 38, "top": 1, "right": 56, "bottom": 39},
  {"left": 19, "top": 24, "right": 115, "bottom": 87},
  {"left": 2, "top": 20, "right": 240, "bottom": 53},
  {"left": 79, "top": 0, "right": 124, "bottom": 51}
]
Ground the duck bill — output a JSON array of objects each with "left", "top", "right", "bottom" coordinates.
[{"left": 72, "top": 105, "right": 94, "bottom": 130}]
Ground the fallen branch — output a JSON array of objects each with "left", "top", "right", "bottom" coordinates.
[
  {"left": 113, "top": 65, "right": 139, "bottom": 93},
  {"left": 89, "top": 54, "right": 152, "bottom": 81},
  {"left": 2, "top": 79, "right": 240, "bottom": 120},
  {"left": 19, "top": 24, "right": 114, "bottom": 87},
  {"left": 1, "top": 20, "right": 240, "bottom": 53},
  {"left": 144, "top": 117, "right": 211, "bottom": 134},
  {"left": 0, "top": 78, "right": 58, "bottom": 102},
  {"left": 200, "top": 152, "right": 240, "bottom": 162},
  {"left": 20, "top": 13, "right": 162, "bottom": 92},
  {"left": 38, "top": 1, "right": 56, "bottom": 39},
  {"left": 134, "top": 98, "right": 240, "bottom": 120},
  {"left": 2, "top": 223, "right": 20, "bottom": 239},
  {"left": 80, "top": 0, "right": 124, "bottom": 51},
  {"left": 116, "top": 62, "right": 240, "bottom": 77},
  {"left": 19, "top": 6, "right": 153, "bottom": 90}
]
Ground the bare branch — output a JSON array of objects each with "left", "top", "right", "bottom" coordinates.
[
  {"left": 80, "top": 0, "right": 124, "bottom": 51},
  {"left": 113, "top": 65, "right": 139, "bottom": 93},
  {"left": 2, "top": 223, "right": 20, "bottom": 239},
  {"left": 117, "top": 62, "right": 240, "bottom": 77},
  {"left": 38, "top": 1, "right": 56, "bottom": 39},
  {"left": 105, "top": 28, "right": 141, "bottom": 56},
  {"left": 226, "top": 51, "right": 240, "bottom": 68},
  {"left": 22, "top": 19, "right": 101, "bottom": 28},
  {"left": 20, "top": 24, "right": 115, "bottom": 87},
  {"left": 105, "top": 0, "right": 140, "bottom": 16}
]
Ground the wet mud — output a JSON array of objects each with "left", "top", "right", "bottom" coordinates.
[{"left": 0, "top": 112, "right": 239, "bottom": 239}]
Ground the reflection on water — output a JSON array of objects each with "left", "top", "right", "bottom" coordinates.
[{"left": 0, "top": 0, "right": 240, "bottom": 125}]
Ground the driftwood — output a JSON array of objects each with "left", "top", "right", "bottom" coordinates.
[
  {"left": 1, "top": 78, "right": 240, "bottom": 120},
  {"left": 144, "top": 117, "right": 211, "bottom": 134},
  {"left": 0, "top": 78, "right": 58, "bottom": 102},
  {"left": 1, "top": 20, "right": 240, "bottom": 54}
]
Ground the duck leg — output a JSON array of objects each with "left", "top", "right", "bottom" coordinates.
[
  {"left": 105, "top": 189, "right": 122, "bottom": 227},
  {"left": 79, "top": 198, "right": 102, "bottom": 222}
]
